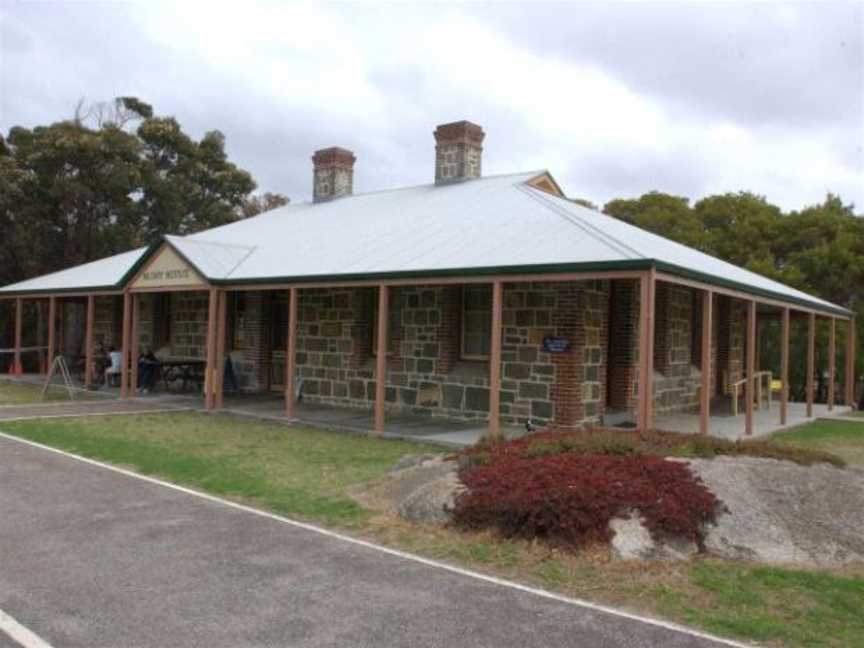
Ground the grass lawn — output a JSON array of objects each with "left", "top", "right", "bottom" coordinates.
[
  {"left": 773, "top": 419, "right": 864, "bottom": 466},
  {"left": 1, "top": 411, "right": 862, "bottom": 648},
  {"left": 0, "top": 380, "right": 103, "bottom": 405},
  {"left": 0, "top": 412, "right": 441, "bottom": 527}
]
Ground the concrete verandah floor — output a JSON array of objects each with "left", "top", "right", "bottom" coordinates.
[
  {"left": 3, "top": 375, "right": 855, "bottom": 447},
  {"left": 220, "top": 393, "right": 526, "bottom": 448},
  {"left": 656, "top": 401, "right": 854, "bottom": 440}
]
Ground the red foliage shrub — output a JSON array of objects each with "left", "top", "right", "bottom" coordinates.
[{"left": 453, "top": 453, "right": 720, "bottom": 549}]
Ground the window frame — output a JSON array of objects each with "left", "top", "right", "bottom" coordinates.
[
  {"left": 231, "top": 292, "right": 247, "bottom": 351},
  {"left": 460, "top": 284, "right": 492, "bottom": 361}
]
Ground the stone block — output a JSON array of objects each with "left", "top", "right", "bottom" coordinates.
[
  {"left": 418, "top": 382, "right": 441, "bottom": 407},
  {"left": 518, "top": 382, "right": 548, "bottom": 400},
  {"left": 465, "top": 386, "right": 490, "bottom": 412},
  {"left": 442, "top": 384, "right": 464, "bottom": 409}
]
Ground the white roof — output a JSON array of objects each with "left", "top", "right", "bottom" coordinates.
[
  {"left": 0, "top": 247, "right": 146, "bottom": 294},
  {"left": 0, "top": 170, "right": 850, "bottom": 316}
]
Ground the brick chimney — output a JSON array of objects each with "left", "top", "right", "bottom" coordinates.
[
  {"left": 312, "top": 146, "right": 356, "bottom": 202},
  {"left": 433, "top": 120, "right": 485, "bottom": 185}
]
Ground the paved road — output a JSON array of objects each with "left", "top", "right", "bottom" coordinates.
[{"left": 0, "top": 434, "right": 740, "bottom": 648}]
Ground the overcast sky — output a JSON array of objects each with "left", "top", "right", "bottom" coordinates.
[{"left": 1, "top": 1, "right": 862, "bottom": 211}]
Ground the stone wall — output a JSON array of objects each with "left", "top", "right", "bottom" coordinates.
[
  {"left": 113, "top": 280, "right": 746, "bottom": 424},
  {"left": 716, "top": 295, "right": 746, "bottom": 393},
  {"left": 289, "top": 281, "right": 610, "bottom": 428},
  {"left": 606, "top": 280, "right": 640, "bottom": 412},
  {"left": 93, "top": 296, "right": 123, "bottom": 350},
  {"left": 652, "top": 284, "right": 702, "bottom": 413}
]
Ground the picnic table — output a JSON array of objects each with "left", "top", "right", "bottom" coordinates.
[{"left": 159, "top": 358, "right": 206, "bottom": 392}]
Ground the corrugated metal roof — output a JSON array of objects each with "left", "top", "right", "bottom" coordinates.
[
  {"left": 0, "top": 247, "right": 147, "bottom": 294},
  {"left": 0, "top": 170, "right": 851, "bottom": 316}
]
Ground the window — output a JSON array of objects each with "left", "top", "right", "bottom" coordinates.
[
  {"left": 152, "top": 293, "right": 171, "bottom": 350},
  {"left": 232, "top": 293, "right": 247, "bottom": 350},
  {"left": 461, "top": 285, "right": 491, "bottom": 360},
  {"left": 271, "top": 293, "right": 287, "bottom": 351}
]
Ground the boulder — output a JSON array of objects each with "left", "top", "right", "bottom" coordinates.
[
  {"left": 397, "top": 470, "right": 466, "bottom": 526},
  {"left": 353, "top": 454, "right": 464, "bottom": 525},
  {"left": 609, "top": 513, "right": 698, "bottom": 561},
  {"left": 688, "top": 456, "right": 864, "bottom": 566}
]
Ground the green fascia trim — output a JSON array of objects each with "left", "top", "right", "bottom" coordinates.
[
  {"left": 0, "top": 284, "right": 123, "bottom": 297},
  {"left": 209, "top": 259, "right": 655, "bottom": 287},
  {"left": 653, "top": 261, "right": 853, "bottom": 318}
]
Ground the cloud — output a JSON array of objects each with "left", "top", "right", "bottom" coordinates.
[{"left": 1, "top": 1, "right": 861, "bottom": 212}]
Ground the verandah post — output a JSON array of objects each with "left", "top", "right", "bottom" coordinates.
[
  {"left": 828, "top": 317, "right": 836, "bottom": 411},
  {"left": 285, "top": 287, "right": 299, "bottom": 419},
  {"left": 374, "top": 284, "right": 389, "bottom": 433},
  {"left": 846, "top": 319, "right": 856, "bottom": 408},
  {"left": 205, "top": 287, "right": 219, "bottom": 410},
  {"left": 486, "top": 279, "right": 504, "bottom": 441},
  {"left": 129, "top": 294, "right": 140, "bottom": 395},
  {"left": 214, "top": 289, "right": 227, "bottom": 409},
  {"left": 120, "top": 292, "right": 131, "bottom": 398},
  {"left": 806, "top": 312, "right": 815, "bottom": 418},
  {"left": 699, "top": 289, "right": 713, "bottom": 436},
  {"left": 780, "top": 307, "right": 789, "bottom": 425},
  {"left": 47, "top": 295, "right": 56, "bottom": 372},
  {"left": 85, "top": 295, "right": 95, "bottom": 390},
  {"left": 637, "top": 270, "right": 656, "bottom": 432},
  {"left": 13, "top": 297, "right": 22, "bottom": 375},
  {"left": 745, "top": 300, "right": 756, "bottom": 436}
]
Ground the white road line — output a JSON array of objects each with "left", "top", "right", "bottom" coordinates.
[
  {"left": 0, "top": 608, "right": 53, "bottom": 648},
  {"left": 0, "top": 430, "right": 754, "bottom": 648}
]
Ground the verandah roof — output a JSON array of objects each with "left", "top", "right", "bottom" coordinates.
[{"left": 0, "top": 171, "right": 852, "bottom": 317}]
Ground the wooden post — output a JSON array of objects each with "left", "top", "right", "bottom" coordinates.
[
  {"left": 129, "top": 294, "right": 140, "bottom": 395},
  {"left": 487, "top": 280, "right": 504, "bottom": 441},
  {"left": 13, "top": 297, "right": 22, "bottom": 375},
  {"left": 806, "top": 312, "right": 815, "bottom": 418},
  {"left": 47, "top": 296, "right": 56, "bottom": 371},
  {"left": 828, "top": 317, "right": 836, "bottom": 411},
  {"left": 58, "top": 299, "right": 65, "bottom": 358},
  {"left": 120, "top": 292, "right": 131, "bottom": 398},
  {"left": 699, "top": 290, "right": 713, "bottom": 436},
  {"left": 745, "top": 300, "right": 756, "bottom": 436},
  {"left": 374, "top": 284, "right": 389, "bottom": 433},
  {"left": 84, "top": 295, "right": 95, "bottom": 389},
  {"left": 205, "top": 287, "right": 219, "bottom": 410},
  {"left": 285, "top": 287, "right": 299, "bottom": 419},
  {"left": 214, "top": 290, "right": 227, "bottom": 409},
  {"left": 780, "top": 307, "right": 789, "bottom": 425},
  {"left": 637, "top": 270, "right": 656, "bottom": 432},
  {"left": 846, "top": 319, "right": 856, "bottom": 407}
]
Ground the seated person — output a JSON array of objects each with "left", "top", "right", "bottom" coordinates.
[
  {"left": 104, "top": 347, "right": 123, "bottom": 386},
  {"left": 137, "top": 349, "right": 161, "bottom": 393}
]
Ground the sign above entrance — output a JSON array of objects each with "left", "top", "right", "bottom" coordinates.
[{"left": 130, "top": 244, "right": 205, "bottom": 290}]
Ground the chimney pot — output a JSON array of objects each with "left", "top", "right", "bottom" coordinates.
[
  {"left": 312, "top": 146, "right": 355, "bottom": 202},
  {"left": 433, "top": 120, "right": 485, "bottom": 185}
]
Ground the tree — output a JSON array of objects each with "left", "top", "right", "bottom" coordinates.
[
  {"left": 240, "top": 192, "right": 290, "bottom": 218},
  {"left": 603, "top": 192, "right": 703, "bottom": 249},
  {"left": 693, "top": 192, "right": 783, "bottom": 273},
  {"left": 0, "top": 97, "right": 259, "bottom": 285}
]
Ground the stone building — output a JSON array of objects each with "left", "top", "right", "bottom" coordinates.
[{"left": 0, "top": 120, "right": 855, "bottom": 438}]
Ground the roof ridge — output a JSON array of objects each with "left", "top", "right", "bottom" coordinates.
[
  {"left": 517, "top": 185, "right": 644, "bottom": 260},
  {"left": 285, "top": 169, "right": 548, "bottom": 205}
]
